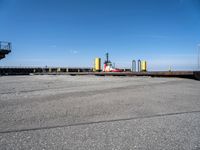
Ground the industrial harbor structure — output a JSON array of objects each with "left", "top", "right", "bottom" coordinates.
[
  {"left": 0, "top": 67, "right": 199, "bottom": 80},
  {"left": 0, "top": 41, "right": 11, "bottom": 60},
  {"left": 0, "top": 42, "right": 200, "bottom": 80}
]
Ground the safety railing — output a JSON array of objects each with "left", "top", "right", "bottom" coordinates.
[{"left": 0, "top": 41, "right": 12, "bottom": 51}]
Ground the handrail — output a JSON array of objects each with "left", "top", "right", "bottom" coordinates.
[{"left": 0, "top": 41, "right": 12, "bottom": 51}]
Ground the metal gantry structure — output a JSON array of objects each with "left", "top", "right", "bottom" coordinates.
[{"left": 0, "top": 41, "right": 12, "bottom": 60}]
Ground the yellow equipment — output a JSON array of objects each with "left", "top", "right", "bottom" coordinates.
[
  {"left": 94, "top": 58, "right": 101, "bottom": 72},
  {"left": 141, "top": 60, "right": 147, "bottom": 72}
]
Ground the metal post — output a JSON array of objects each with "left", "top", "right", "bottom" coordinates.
[
  {"left": 198, "top": 44, "right": 200, "bottom": 70},
  {"left": 106, "top": 53, "right": 109, "bottom": 63}
]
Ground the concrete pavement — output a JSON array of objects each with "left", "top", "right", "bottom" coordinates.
[{"left": 0, "top": 75, "right": 200, "bottom": 149}]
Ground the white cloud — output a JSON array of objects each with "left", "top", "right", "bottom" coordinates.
[
  {"left": 136, "top": 34, "right": 168, "bottom": 39},
  {"left": 70, "top": 50, "right": 78, "bottom": 54},
  {"left": 50, "top": 45, "right": 57, "bottom": 48}
]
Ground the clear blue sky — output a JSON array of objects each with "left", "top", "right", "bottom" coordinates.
[{"left": 0, "top": 0, "right": 200, "bottom": 70}]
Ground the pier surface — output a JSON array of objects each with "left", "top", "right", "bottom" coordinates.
[{"left": 0, "top": 75, "right": 200, "bottom": 149}]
